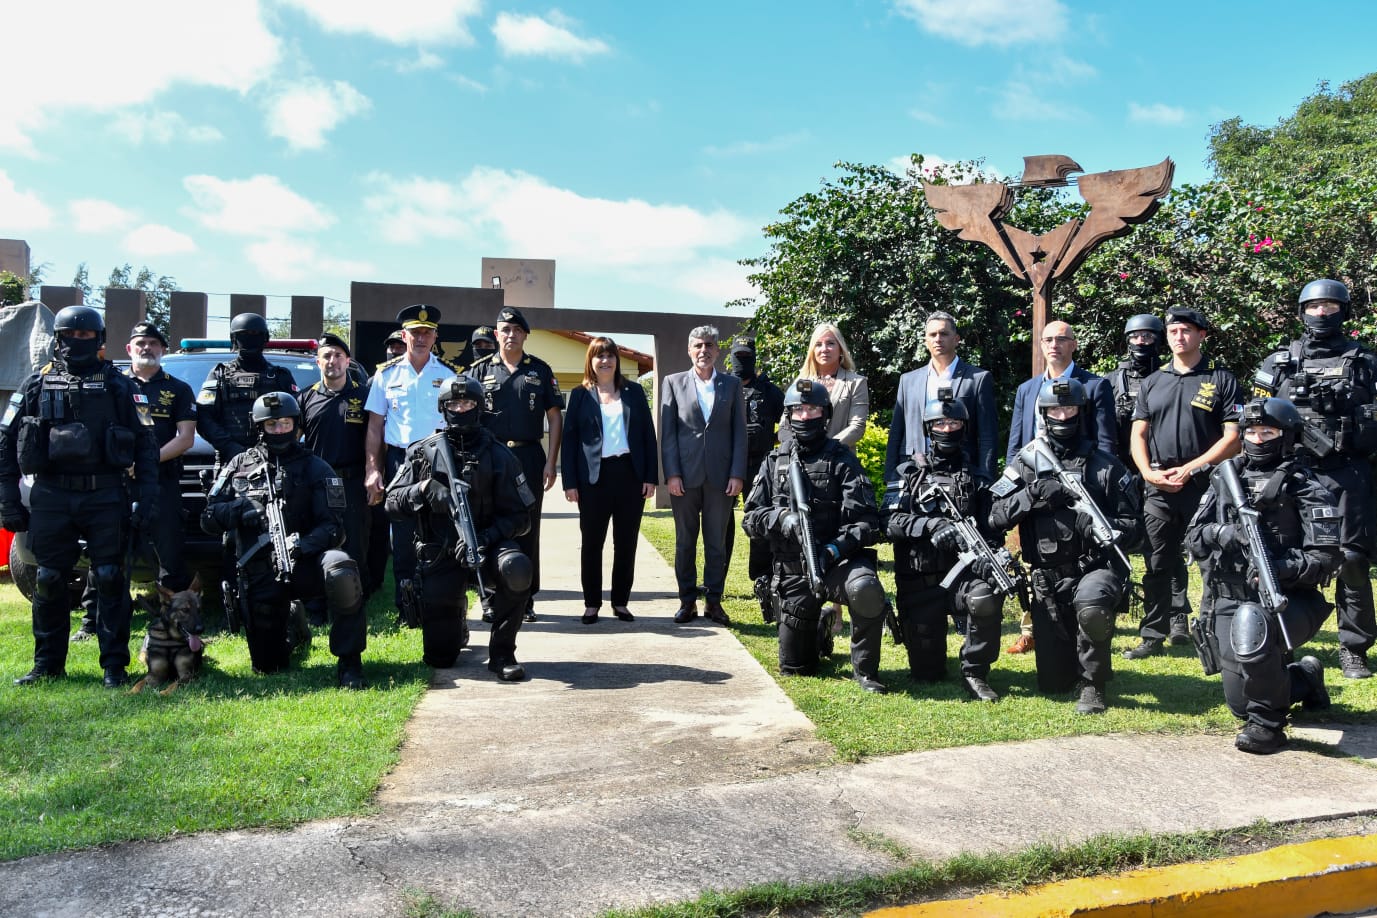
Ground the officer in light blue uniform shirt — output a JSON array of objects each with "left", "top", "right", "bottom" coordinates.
[{"left": 365, "top": 304, "right": 461, "bottom": 616}]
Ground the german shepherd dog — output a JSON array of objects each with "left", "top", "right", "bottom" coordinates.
[{"left": 133, "top": 575, "right": 205, "bottom": 695}]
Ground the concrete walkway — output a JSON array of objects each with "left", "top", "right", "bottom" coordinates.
[{"left": 4, "top": 506, "right": 1377, "bottom": 917}]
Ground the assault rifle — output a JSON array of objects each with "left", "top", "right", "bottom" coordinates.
[
  {"left": 920, "top": 481, "right": 1028, "bottom": 601},
  {"left": 432, "top": 437, "right": 490, "bottom": 599},
  {"left": 1026, "top": 437, "right": 1131, "bottom": 571},
  {"left": 1212, "top": 458, "right": 1294, "bottom": 649},
  {"left": 787, "top": 457, "right": 826, "bottom": 598}
]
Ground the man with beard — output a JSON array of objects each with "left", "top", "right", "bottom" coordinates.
[{"left": 1253, "top": 279, "right": 1377, "bottom": 679}]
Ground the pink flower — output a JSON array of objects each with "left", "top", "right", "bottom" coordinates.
[
  {"left": 1015, "top": 309, "right": 1024, "bottom": 317},
  {"left": 1118, "top": 272, "right": 1129, "bottom": 280},
  {"left": 1256, "top": 205, "right": 1264, "bottom": 211},
  {"left": 1262, "top": 237, "right": 1274, "bottom": 246},
  {"left": 1353, "top": 330, "right": 1361, "bottom": 338}
]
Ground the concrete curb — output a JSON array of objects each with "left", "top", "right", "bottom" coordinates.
[{"left": 867, "top": 834, "right": 1377, "bottom": 917}]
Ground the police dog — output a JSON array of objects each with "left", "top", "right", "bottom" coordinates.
[{"left": 133, "top": 575, "right": 205, "bottom": 695}]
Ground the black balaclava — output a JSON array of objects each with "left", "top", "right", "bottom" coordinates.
[
  {"left": 730, "top": 350, "right": 756, "bottom": 381},
  {"left": 928, "top": 424, "right": 965, "bottom": 460},
  {"left": 444, "top": 402, "right": 483, "bottom": 447},
  {"left": 57, "top": 333, "right": 102, "bottom": 371},
  {"left": 1301, "top": 310, "right": 1346, "bottom": 342},
  {"left": 1128, "top": 339, "right": 1160, "bottom": 373},
  {"left": 789, "top": 412, "right": 828, "bottom": 452},
  {"left": 1243, "top": 435, "right": 1286, "bottom": 470},
  {"left": 1043, "top": 409, "right": 1081, "bottom": 452},
  {"left": 262, "top": 424, "right": 298, "bottom": 457}
]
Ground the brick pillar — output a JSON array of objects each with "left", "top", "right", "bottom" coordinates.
[
  {"left": 290, "top": 296, "right": 325, "bottom": 340},
  {"left": 169, "top": 291, "right": 209, "bottom": 350},
  {"left": 104, "top": 288, "right": 147, "bottom": 341},
  {"left": 39, "top": 285, "right": 83, "bottom": 311},
  {"left": 230, "top": 293, "right": 267, "bottom": 319}
]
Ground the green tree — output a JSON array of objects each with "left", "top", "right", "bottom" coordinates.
[
  {"left": 70, "top": 263, "right": 180, "bottom": 330},
  {"left": 0, "top": 270, "right": 25, "bottom": 305}
]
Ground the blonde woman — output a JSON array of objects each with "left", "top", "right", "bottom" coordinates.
[{"left": 779, "top": 322, "right": 869, "bottom": 452}]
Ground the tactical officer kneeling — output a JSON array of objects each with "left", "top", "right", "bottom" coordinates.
[
  {"left": 743, "top": 379, "right": 888, "bottom": 693},
  {"left": 882, "top": 391, "right": 1009, "bottom": 701},
  {"left": 990, "top": 379, "right": 1142, "bottom": 714},
  {"left": 202, "top": 393, "right": 367, "bottom": 688},
  {"left": 1186, "top": 398, "right": 1341, "bottom": 754},
  {"left": 385, "top": 375, "right": 536, "bottom": 681}
]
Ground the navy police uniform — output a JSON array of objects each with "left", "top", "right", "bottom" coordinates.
[
  {"left": 125, "top": 362, "right": 197, "bottom": 592},
  {"left": 301, "top": 372, "right": 371, "bottom": 596}
]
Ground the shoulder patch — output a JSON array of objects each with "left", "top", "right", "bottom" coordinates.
[{"left": 324, "top": 477, "right": 347, "bottom": 511}]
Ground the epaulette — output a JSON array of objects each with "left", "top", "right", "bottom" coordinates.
[
  {"left": 377, "top": 354, "right": 404, "bottom": 370},
  {"left": 439, "top": 357, "right": 463, "bottom": 373}
]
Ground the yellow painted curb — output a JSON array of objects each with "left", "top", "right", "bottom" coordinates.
[{"left": 867, "top": 834, "right": 1377, "bottom": 917}]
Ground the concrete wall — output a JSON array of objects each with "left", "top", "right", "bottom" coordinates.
[
  {"left": 481, "top": 257, "right": 556, "bottom": 309},
  {"left": 0, "top": 239, "right": 30, "bottom": 280}
]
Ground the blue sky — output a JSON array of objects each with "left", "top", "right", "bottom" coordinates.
[{"left": 2, "top": 0, "right": 1374, "bottom": 329}]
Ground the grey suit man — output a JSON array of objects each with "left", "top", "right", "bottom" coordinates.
[{"left": 660, "top": 325, "right": 748, "bottom": 625}]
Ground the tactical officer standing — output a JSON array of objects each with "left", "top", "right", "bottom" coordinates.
[
  {"left": 1186, "top": 398, "right": 1340, "bottom": 754},
  {"left": 465, "top": 325, "right": 498, "bottom": 368},
  {"left": 1253, "top": 279, "right": 1377, "bottom": 680},
  {"left": 202, "top": 393, "right": 366, "bottom": 687},
  {"left": 467, "top": 306, "right": 564, "bottom": 623},
  {"left": 1, "top": 306, "right": 159, "bottom": 687},
  {"left": 385, "top": 376, "right": 535, "bottom": 681},
  {"left": 196, "top": 312, "right": 299, "bottom": 464},
  {"left": 724, "top": 335, "right": 785, "bottom": 619},
  {"left": 882, "top": 393, "right": 1009, "bottom": 701},
  {"left": 990, "top": 379, "right": 1142, "bottom": 714},
  {"left": 300, "top": 332, "right": 371, "bottom": 610},
  {"left": 742, "top": 380, "right": 889, "bottom": 693},
  {"left": 1125, "top": 307, "right": 1242, "bottom": 660}
]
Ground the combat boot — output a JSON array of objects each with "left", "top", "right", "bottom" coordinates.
[
  {"left": 962, "top": 674, "right": 999, "bottom": 703},
  {"left": 1166, "top": 614, "right": 1191, "bottom": 646},
  {"left": 1339, "top": 646, "right": 1372, "bottom": 680},
  {"left": 337, "top": 655, "right": 365, "bottom": 690},
  {"left": 854, "top": 672, "right": 887, "bottom": 694},
  {"left": 1123, "top": 638, "right": 1164, "bottom": 660},
  {"left": 1074, "top": 680, "right": 1107, "bottom": 715},
  {"left": 1296, "top": 655, "right": 1330, "bottom": 711},
  {"left": 1235, "top": 722, "right": 1287, "bottom": 755},
  {"left": 488, "top": 656, "right": 527, "bottom": 682},
  {"left": 15, "top": 667, "right": 65, "bottom": 686},
  {"left": 103, "top": 666, "right": 129, "bottom": 688}
]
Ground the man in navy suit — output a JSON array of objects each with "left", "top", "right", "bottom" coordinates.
[
  {"left": 1006, "top": 320, "right": 1118, "bottom": 463},
  {"left": 660, "top": 325, "right": 749, "bottom": 624},
  {"left": 885, "top": 312, "right": 998, "bottom": 485}
]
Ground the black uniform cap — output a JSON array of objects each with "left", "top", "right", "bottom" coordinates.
[
  {"left": 495, "top": 306, "right": 530, "bottom": 333},
  {"left": 1164, "top": 307, "right": 1210, "bottom": 332},
  {"left": 728, "top": 335, "right": 756, "bottom": 356},
  {"left": 129, "top": 322, "right": 169, "bottom": 347},
  {"left": 471, "top": 325, "right": 497, "bottom": 347},
  {"left": 397, "top": 304, "right": 440, "bottom": 329},
  {"left": 317, "top": 332, "right": 351, "bottom": 357},
  {"left": 383, "top": 328, "right": 406, "bottom": 346}
]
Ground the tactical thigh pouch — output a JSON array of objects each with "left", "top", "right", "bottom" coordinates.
[
  {"left": 105, "top": 426, "right": 136, "bottom": 468},
  {"left": 46, "top": 421, "right": 96, "bottom": 463},
  {"left": 16, "top": 417, "right": 49, "bottom": 474}
]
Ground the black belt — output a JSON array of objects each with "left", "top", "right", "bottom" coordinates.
[
  {"left": 504, "top": 439, "right": 540, "bottom": 448},
  {"left": 601, "top": 452, "right": 631, "bottom": 461},
  {"left": 38, "top": 472, "right": 126, "bottom": 492},
  {"left": 333, "top": 465, "right": 364, "bottom": 480}
]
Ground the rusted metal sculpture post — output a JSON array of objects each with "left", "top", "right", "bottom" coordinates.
[{"left": 923, "top": 155, "right": 1174, "bottom": 376}]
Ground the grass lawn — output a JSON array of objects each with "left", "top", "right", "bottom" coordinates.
[
  {"left": 640, "top": 509, "right": 1377, "bottom": 761},
  {"left": 0, "top": 578, "right": 430, "bottom": 862}
]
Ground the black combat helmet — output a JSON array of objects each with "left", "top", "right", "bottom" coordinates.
[
  {"left": 1036, "top": 378, "right": 1086, "bottom": 446},
  {"left": 251, "top": 391, "right": 301, "bottom": 424},
  {"left": 923, "top": 386, "right": 968, "bottom": 458},
  {"left": 438, "top": 374, "right": 485, "bottom": 432},
  {"left": 1298, "top": 279, "right": 1351, "bottom": 336},
  {"left": 1241, "top": 396, "right": 1303, "bottom": 450},
  {"left": 53, "top": 305, "right": 106, "bottom": 369},
  {"left": 1298, "top": 278, "right": 1350, "bottom": 311},
  {"left": 783, "top": 378, "right": 831, "bottom": 417},
  {"left": 230, "top": 312, "right": 271, "bottom": 354}
]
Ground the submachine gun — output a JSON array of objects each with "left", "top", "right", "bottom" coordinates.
[
  {"left": 1212, "top": 457, "right": 1294, "bottom": 650},
  {"left": 787, "top": 456, "right": 826, "bottom": 598},
  {"left": 920, "top": 480, "right": 1029, "bottom": 604},
  {"left": 204, "top": 454, "right": 295, "bottom": 635},
  {"left": 1026, "top": 437, "right": 1131, "bottom": 572},
  {"left": 432, "top": 437, "right": 490, "bottom": 600}
]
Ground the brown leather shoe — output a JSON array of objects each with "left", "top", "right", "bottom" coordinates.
[
  {"left": 1006, "top": 634, "right": 1035, "bottom": 655},
  {"left": 704, "top": 599, "right": 731, "bottom": 625}
]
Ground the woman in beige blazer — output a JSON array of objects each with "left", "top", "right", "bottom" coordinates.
[{"left": 779, "top": 322, "right": 869, "bottom": 452}]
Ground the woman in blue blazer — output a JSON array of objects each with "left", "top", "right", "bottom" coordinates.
[{"left": 561, "top": 337, "right": 659, "bottom": 623}]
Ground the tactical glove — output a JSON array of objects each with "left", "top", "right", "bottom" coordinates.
[
  {"left": 931, "top": 522, "right": 960, "bottom": 553},
  {"left": 1028, "top": 478, "right": 1072, "bottom": 509},
  {"left": 1, "top": 503, "right": 30, "bottom": 533}
]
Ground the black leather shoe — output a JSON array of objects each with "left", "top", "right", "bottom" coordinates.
[
  {"left": 673, "top": 603, "right": 698, "bottom": 624},
  {"left": 1296, "top": 655, "right": 1330, "bottom": 711},
  {"left": 1166, "top": 614, "right": 1191, "bottom": 646},
  {"left": 704, "top": 599, "right": 731, "bottom": 625},
  {"left": 962, "top": 675, "right": 999, "bottom": 702},
  {"left": 1340, "top": 646, "right": 1372, "bottom": 679},
  {"left": 581, "top": 607, "right": 600, "bottom": 624},
  {"left": 1075, "top": 680, "right": 1107, "bottom": 715},
  {"left": 14, "top": 668, "right": 65, "bottom": 686},
  {"left": 480, "top": 609, "right": 494, "bottom": 624},
  {"left": 523, "top": 605, "right": 538, "bottom": 623},
  {"left": 1123, "top": 638, "right": 1164, "bottom": 660},
  {"left": 1235, "top": 722, "right": 1287, "bottom": 754},
  {"left": 103, "top": 667, "right": 129, "bottom": 689},
  {"left": 488, "top": 658, "right": 527, "bottom": 681},
  {"left": 855, "top": 673, "right": 887, "bottom": 694}
]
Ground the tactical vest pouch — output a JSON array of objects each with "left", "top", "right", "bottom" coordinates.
[
  {"left": 47, "top": 421, "right": 97, "bottom": 463},
  {"left": 16, "top": 417, "right": 49, "bottom": 474},
  {"left": 1353, "top": 404, "right": 1377, "bottom": 454},
  {"left": 106, "top": 426, "right": 136, "bottom": 468}
]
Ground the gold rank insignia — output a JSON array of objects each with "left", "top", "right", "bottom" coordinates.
[{"left": 1191, "top": 380, "right": 1217, "bottom": 412}]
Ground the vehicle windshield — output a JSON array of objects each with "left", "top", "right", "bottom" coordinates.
[{"left": 147, "top": 354, "right": 323, "bottom": 393}]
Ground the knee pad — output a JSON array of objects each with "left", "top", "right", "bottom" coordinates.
[
  {"left": 1075, "top": 604, "right": 1114, "bottom": 643},
  {"left": 35, "top": 566, "right": 66, "bottom": 602},
  {"left": 957, "top": 579, "right": 1002, "bottom": 621},
  {"left": 844, "top": 572, "right": 886, "bottom": 620},
  {"left": 1229, "top": 602, "right": 1272, "bottom": 664},
  {"left": 93, "top": 563, "right": 124, "bottom": 601},
  {"left": 1340, "top": 553, "right": 1370, "bottom": 589},
  {"left": 496, "top": 547, "right": 532, "bottom": 593},
  {"left": 321, "top": 550, "right": 363, "bottom": 613}
]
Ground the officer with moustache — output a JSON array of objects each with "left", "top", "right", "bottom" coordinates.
[
  {"left": 1, "top": 306, "right": 159, "bottom": 687},
  {"left": 196, "top": 312, "right": 298, "bottom": 464},
  {"left": 724, "top": 335, "right": 785, "bottom": 619},
  {"left": 1253, "top": 279, "right": 1377, "bottom": 680},
  {"left": 300, "top": 332, "right": 371, "bottom": 612}
]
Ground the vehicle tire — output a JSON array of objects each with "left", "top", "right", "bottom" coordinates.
[{"left": 8, "top": 533, "right": 35, "bottom": 599}]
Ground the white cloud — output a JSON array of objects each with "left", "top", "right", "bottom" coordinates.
[
  {"left": 184, "top": 174, "right": 334, "bottom": 236},
  {"left": 704, "top": 132, "right": 810, "bottom": 157},
  {"left": 265, "top": 80, "right": 371, "bottom": 151},
  {"left": 907, "top": 108, "right": 943, "bottom": 125},
  {"left": 70, "top": 199, "right": 136, "bottom": 233},
  {"left": 363, "top": 168, "right": 752, "bottom": 268},
  {"left": 0, "top": 171, "right": 54, "bottom": 230},
  {"left": 281, "top": 0, "right": 480, "bottom": 45},
  {"left": 992, "top": 57, "right": 1094, "bottom": 122},
  {"left": 110, "top": 110, "right": 223, "bottom": 145},
  {"left": 451, "top": 74, "right": 489, "bottom": 93},
  {"left": 894, "top": 0, "right": 1067, "bottom": 47},
  {"left": 246, "top": 236, "right": 374, "bottom": 283},
  {"left": 1, "top": 4, "right": 279, "bottom": 153},
  {"left": 395, "top": 49, "right": 445, "bottom": 73},
  {"left": 667, "top": 258, "right": 757, "bottom": 304},
  {"left": 1129, "top": 102, "right": 1187, "bottom": 125},
  {"left": 124, "top": 224, "right": 197, "bottom": 256},
  {"left": 492, "top": 12, "right": 610, "bottom": 61}
]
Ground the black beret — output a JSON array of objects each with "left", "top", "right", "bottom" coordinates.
[
  {"left": 318, "top": 332, "right": 351, "bottom": 357},
  {"left": 129, "top": 322, "right": 169, "bottom": 346},
  {"left": 397, "top": 303, "right": 440, "bottom": 329},
  {"left": 1165, "top": 307, "right": 1210, "bottom": 331},
  {"left": 495, "top": 306, "right": 530, "bottom": 333}
]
